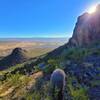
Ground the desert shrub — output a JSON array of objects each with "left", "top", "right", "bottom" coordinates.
[
  {"left": 43, "top": 65, "right": 55, "bottom": 74},
  {"left": 65, "top": 48, "right": 90, "bottom": 61},
  {"left": 72, "top": 88, "right": 88, "bottom": 100},
  {"left": 25, "top": 79, "right": 51, "bottom": 100},
  {"left": 8, "top": 73, "right": 22, "bottom": 86},
  {"left": 25, "top": 92, "right": 41, "bottom": 100},
  {"left": 34, "top": 66, "right": 41, "bottom": 72},
  {"left": 35, "top": 77, "right": 44, "bottom": 91},
  {"left": 7, "top": 73, "right": 31, "bottom": 87},
  {"left": 21, "top": 76, "right": 31, "bottom": 86},
  {"left": 67, "top": 77, "right": 89, "bottom": 100},
  {"left": 48, "top": 59, "right": 59, "bottom": 67}
]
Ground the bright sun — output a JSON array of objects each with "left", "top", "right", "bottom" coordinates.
[{"left": 88, "top": 5, "right": 96, "bottom": 14}]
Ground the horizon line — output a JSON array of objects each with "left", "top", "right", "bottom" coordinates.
[{"left": 0, "top": 36, "right": 71, "bottom": 39}]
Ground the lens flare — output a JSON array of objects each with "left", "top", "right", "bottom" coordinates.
[{"left": 88, "top": 5, "right": 96, "bottom": 14}]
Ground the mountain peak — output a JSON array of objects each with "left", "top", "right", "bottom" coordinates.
[
  {"left": 68, "top": 4, "right": 100, "bottom": 47},
  {"left": 12, "top": 47, "right": 27, "bottom": 56},
  {"left": 0, "top": 47, "right": 29, "bottom": 70},
  {"left": 12, "top": 48, "right": 23, "bottom": 53}
]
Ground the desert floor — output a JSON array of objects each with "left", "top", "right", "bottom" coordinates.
[{"left": 0, "top": 40, "right": 65, "bottom": 58}]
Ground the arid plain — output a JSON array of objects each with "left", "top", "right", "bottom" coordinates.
[{"left": 0, "top": 38, "right": 67, "bottom": 58}]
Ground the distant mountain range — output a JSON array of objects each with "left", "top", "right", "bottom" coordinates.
[{"left": 0, "top": 38, "right": 68, "bottom": 43}]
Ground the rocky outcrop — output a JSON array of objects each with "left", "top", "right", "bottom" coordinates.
[
  {"left": 0, "top": 48, "right": 29, "bottom": 70},
  {"left": 88, "top": 86, "right": 100, "bottom": 100},
  {"left": 68, "top": 4, "right": 100, "bottom": 47}
]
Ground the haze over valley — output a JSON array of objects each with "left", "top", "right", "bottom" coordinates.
[{"left": 0, "top": 38, "right": 67, "bottom": 57}]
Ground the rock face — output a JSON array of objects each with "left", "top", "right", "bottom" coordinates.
[
  {"left": 88, "top": 86, "right": 100, "bottom": 100},
  {"left": 0, "top": 48, "right": 28, "bottom": 70},
  {"left": 68, "top": 4, "right": 100, "bottom": 47}
]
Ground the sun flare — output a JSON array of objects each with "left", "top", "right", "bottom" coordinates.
[{"left": 88, "top": 5, "right": 96, "bottom": 14}]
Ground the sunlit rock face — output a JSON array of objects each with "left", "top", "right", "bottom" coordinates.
[
  {"left": 68, "top": 4, "right": 100, "bottom": 47},
  {"left": 96, "top": 4, "right": 100, "bottom": 13}
]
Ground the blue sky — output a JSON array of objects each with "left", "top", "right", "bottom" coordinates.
[{"left": 0, "top": 0, "right": 100, "bottom": 38}]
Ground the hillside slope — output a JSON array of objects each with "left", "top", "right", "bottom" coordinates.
[{"left": 0, "top": 48, "right": 29, "bottom": 70}]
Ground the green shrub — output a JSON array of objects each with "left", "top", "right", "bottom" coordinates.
[
  {"left": 65, "top": 48, "right": 90, "bottom": 61},
  {"left": 43, "top": 65, "right": 55, "bottom": 74},
  {"left": 67, "top": 77, "right": 89, "bottom": 100}
]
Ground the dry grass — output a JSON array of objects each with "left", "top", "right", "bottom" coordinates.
[{"left": 0, "top": 71, "right": 43, "bottom": 99}]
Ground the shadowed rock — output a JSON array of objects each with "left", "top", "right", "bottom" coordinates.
[
  {"left": 0, "top": 47, "right": 29, "bottom": 70},
  {"left": 88, "top": 86, "right": 100, "bottom": 100}
]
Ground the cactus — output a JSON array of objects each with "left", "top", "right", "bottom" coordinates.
[{"left": 50, "top": 69, "right": 66, "bottom": 100}]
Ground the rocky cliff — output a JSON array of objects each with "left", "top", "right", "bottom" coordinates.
[{"left": 68, "top": 4, "right": 100, "bottom": 47}]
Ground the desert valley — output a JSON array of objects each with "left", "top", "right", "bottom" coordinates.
[{"left": 0, "top": 38, "right": 66, "bottom": 57}]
